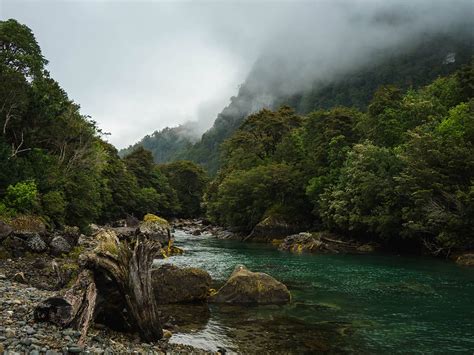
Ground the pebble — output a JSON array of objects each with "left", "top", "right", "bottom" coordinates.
[
  {"left": 25, "top": 326, "right": 35, "bottom": 335},
  {"left": 5, "top": 328, "right": 15, "bottom": 338}
]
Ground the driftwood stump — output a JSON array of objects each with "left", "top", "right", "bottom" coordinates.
[{"left": 35, "top": 229, "right": 163, "bottom": 342}]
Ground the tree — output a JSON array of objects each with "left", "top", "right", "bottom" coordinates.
[
  {"left": 160, "top": 160, "right": 207, "bottom": 217},
  {"left": 319, "top": 142, "right": 403, "bottom": 240},
  {"left": 0, "top": 19, "right": 47, "bottom": 79}
]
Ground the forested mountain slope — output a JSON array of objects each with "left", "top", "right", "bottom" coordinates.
[{"left": 128, "top": 29, "right": 473, "bottom": 174}]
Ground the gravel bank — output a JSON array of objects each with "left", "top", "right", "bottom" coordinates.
[{"left": 0, "top": 273, "right": 211, "bottom": 354}]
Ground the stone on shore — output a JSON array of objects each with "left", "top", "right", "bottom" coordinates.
[
  {"left": 49, "top": 236, "right": 72, "bottom": 256},
  {"left": 211, "top": 265, "right": 291, "bottom": 304},
  {"left": 152, "top": 264, "right": 211, "bottom": 304}
]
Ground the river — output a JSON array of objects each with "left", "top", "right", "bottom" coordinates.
[{"left": 154, "top": 229, "right": 474, "bottom": 353}]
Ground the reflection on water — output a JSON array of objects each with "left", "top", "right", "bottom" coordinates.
[{"left": 158, "top": 230, "right": 474, "bottom": 353}]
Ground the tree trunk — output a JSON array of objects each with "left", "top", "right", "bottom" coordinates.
[{"left": 35, "top": 230, "right": 163, "bottom": 342}]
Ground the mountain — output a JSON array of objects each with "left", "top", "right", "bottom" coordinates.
[
  {"left": 119, "top": 124, "right": 197, "bottom": 163},
  {"left": 128, "top": 30, "right": 474, "bottom": 174}
]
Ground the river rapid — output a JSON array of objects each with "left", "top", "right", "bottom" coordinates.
[{"left": 154, "top": 229, "right": 474, "bottom": 353}]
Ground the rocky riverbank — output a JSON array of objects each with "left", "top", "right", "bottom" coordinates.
[
  {"left": 0, "top": 214, "right": 295, "bottom": 354},
  {"left": 0, "top": 274, "right": 209, "bottom": 354}
]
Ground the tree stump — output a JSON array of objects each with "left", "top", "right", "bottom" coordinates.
[{"left": 35, "top": 229, "right": 163, "bottom": 342}]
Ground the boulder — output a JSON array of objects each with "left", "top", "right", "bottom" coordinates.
[
  {"left": 278, "top": 232, "right": 324, "bottom": 253},
  {"left": 50, "top": 235, "right": 72, "bottom": 256},
  {"left": 138, "top": 214, "right": 171, "bottom": 244},
  {"left": 0, "top": 220, "right": 13, "bottom": 239},
  {"left": 279, "top": 232, "right": 369, "bottom": 254},
  {"left": 26, "top": 233, "right": 47, "bottom": 252},
  {"left": 211, "top": 265, "right": 291, "bottom": 304},
  {"left": 151, "top": 264, "right": 211, "bottom": 304},
  {"left": 245, "top": 215, "right": 302, "bottom": 242},
  {"left": 456, "top": 253, "right": 474, "bottom": 266}
]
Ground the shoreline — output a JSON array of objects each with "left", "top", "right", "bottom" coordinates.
[{"left": 0, "top": 272, "right": 212, "bottom": 354}]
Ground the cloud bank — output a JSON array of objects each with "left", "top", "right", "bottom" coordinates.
[{"left": 2, "top": 0, "right": 472, "bottom": 147}]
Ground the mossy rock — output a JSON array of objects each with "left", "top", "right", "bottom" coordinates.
[
  {"left": 143, "top": 214, "right": 169, "bottom": 226},
  {"left": 210, "top": 265, "right": 291, "bottom": 304},
  {"left": 94, "top": 229, "right": 120, "bottom": 256},
  {"left": 151, "top": 264, "right": 212, "bottom": 304},
  {"left": 139, "top": 215, "right": 171, "bottom": 244}
]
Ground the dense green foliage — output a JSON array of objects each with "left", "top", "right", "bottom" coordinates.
[
  {"left": 0, "top": 19, "right": 207, "bottom": 229},
  {"left": 207, "top": 60, "right": 474, "bottom": 253},
  {"left": 160, "top": 161, "right": 208, "bottom": 217}
]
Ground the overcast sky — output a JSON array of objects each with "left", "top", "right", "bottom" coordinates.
[{"left": 1, "top": 0, "right": 472, "bottom": 148}]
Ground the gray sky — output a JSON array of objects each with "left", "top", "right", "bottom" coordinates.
[{"left": 1, "top": 0, "right": 472, "bottom": 148}]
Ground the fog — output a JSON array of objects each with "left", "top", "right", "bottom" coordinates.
[{"left": 1, "top": 0, "right": 472, "bottom": 147}]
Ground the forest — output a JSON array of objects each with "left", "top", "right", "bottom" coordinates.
[
  {"left": 1, "top": 18, "right": 473, "bottom": 255},
  {"left": 0, "top": 19, "right": 207, "bottom": 230}
]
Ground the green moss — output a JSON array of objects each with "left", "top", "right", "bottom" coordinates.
[
  {"left": 143, "top": 213, "right": 169, "bottom": 226},
  {"left": 64, "top": 246, "right": 85, "bottom": 260}
]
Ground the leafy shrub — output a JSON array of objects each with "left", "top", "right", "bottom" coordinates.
[{"left": 4, "top": 180, "right": 39, "bottom": 213}]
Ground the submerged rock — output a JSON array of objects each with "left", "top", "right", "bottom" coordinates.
[
  {"left": 152, "top": 264, "right": 211, "bottom": 304},
  {"left": 456, "top": 253, "right": 474, "bottom": 266},
  {"left": 211, "top": 265, "right": 291, "bottom": 304}
]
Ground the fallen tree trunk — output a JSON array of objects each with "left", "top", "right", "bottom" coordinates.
[{"left": 35, "top": 229, "right": 163, "bottom": 343}]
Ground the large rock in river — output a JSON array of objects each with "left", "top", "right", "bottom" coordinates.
[
  {"left": 211, "top": 265, "right": 291, "bottom": 304},
  {"left": 152, "top": 264, "right": 211, "bottom": 304}
]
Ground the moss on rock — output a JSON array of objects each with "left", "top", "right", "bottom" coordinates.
[
  {"left": 210, "top": 265, "right": 291, "bottom": 304},
  {"left": 143, "top": 214, "right": 169, "bottom": 226}
]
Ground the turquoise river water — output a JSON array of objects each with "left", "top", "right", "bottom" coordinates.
[{"left": 154, "top": 230, "right": 474, "bottom": 353}]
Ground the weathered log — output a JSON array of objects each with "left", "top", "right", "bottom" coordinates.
[{"left": 34, "top": 269, "right": 97, "bottom": 345}]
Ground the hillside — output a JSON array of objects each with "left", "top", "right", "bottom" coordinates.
[{"left": 127, "top": 30, "right": 473, "bottom": 174}]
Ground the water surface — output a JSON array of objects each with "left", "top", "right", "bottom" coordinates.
[{"left": 156, "top": 230, "right": 474, "bottom": 353}]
